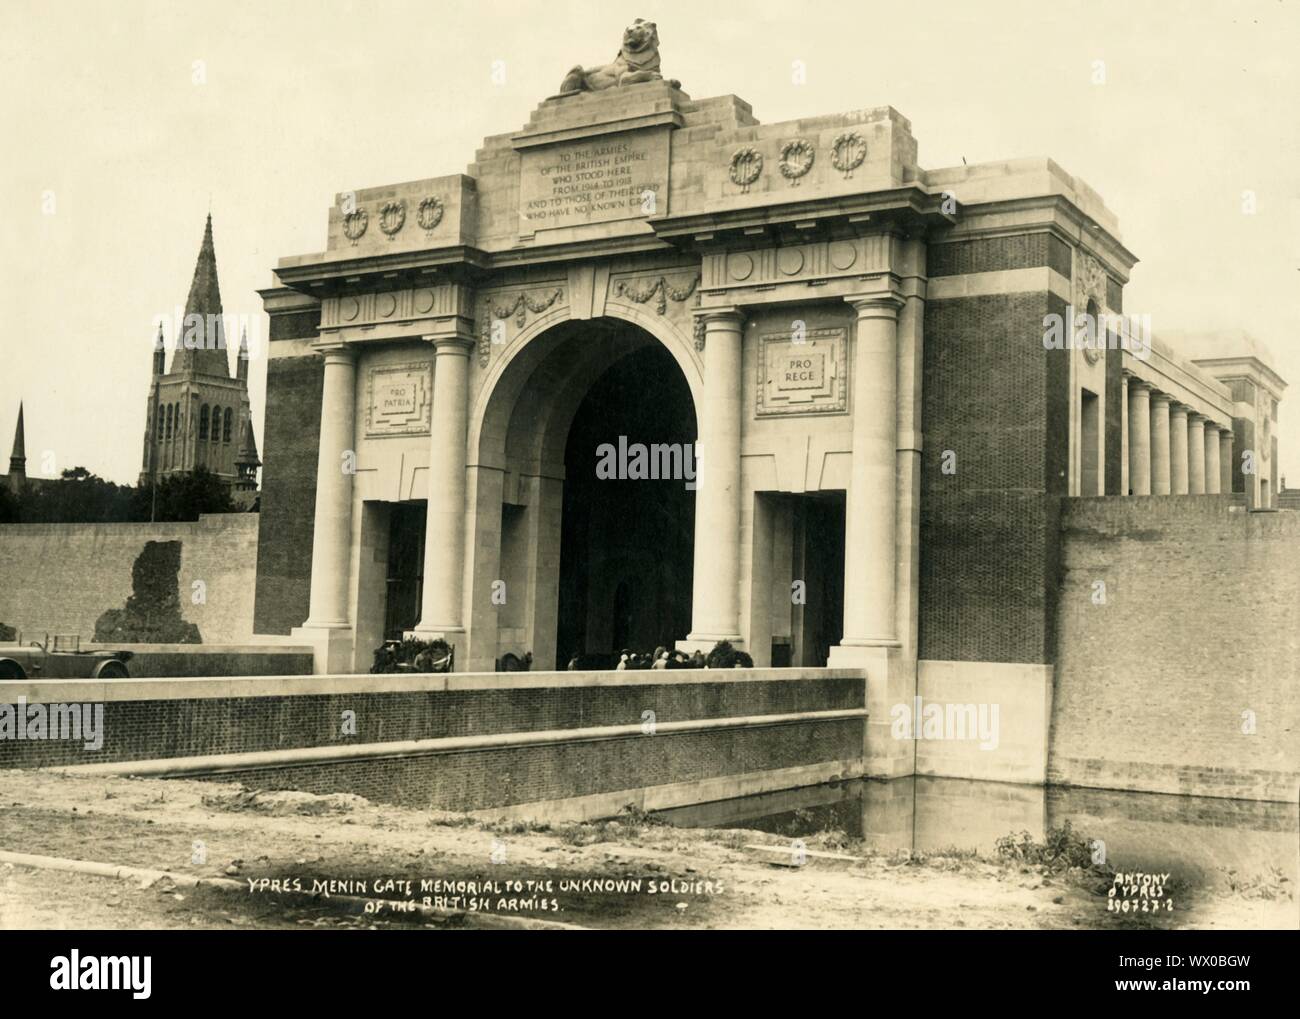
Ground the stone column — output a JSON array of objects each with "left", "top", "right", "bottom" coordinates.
[
  {"left": 686, "top": 309, "right": 744, "bottom": 644},
  {"left": 1128, "top": 380, "right": 1152, "bottom": 496},
  {"left": 1120, "top": 373, "right": 1129, "bottom": 496},
  {"left": 1188, "top": 414, "right": 1207, "bottom": 494},
  {"left": 412, "top": 332, "right": 474, "bottom": 642},
  {"left": 840, "top": 294, "right": 904, "bottom": 647},
  {"left": 303, "top": 343, "right": 357, "bottom": 628},
  {"left": 1219, "top": 430, "right": 1234, "bottom": 494},
  {"left": 1170, "top": 403, "right": 1189, "bottom": 495},
  {"left": 1204, "top": 423, "right": 1222, "bottom": 494},
  {"left": 1150, "top": 393, "right": 1172, "bottom": 495}
]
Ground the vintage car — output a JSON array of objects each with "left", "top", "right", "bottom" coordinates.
[{"left": 0, "top": 634, "right": 132, "bottom": 680}]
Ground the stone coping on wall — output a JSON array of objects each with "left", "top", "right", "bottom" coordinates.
[
  {"left": 86, "top": 643, "right": 313, "bottom": 654},
  {"left": 3, "top": 666, "right": 867, "bottom": 705}
]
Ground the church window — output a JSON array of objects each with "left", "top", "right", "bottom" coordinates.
[
  {"left": 223, "top": 407, "right": 233, "bottom": 443},
  {"left": 199, "top": 405, "right": 209, "bottom": 440}
]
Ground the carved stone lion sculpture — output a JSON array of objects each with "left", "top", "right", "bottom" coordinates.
[{"left": 558, "top": 19, "right": 680, "bottom": 94}]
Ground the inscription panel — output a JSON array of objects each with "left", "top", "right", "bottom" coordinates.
[
  {"left": 365, "top": 362, "right": 432, "bottom": 437},
  {"left": 519, "top": 128, "right": 669, "bottom": 232},
  {"left": 756, "top": 329, "right": 847, "bottom": 417}
]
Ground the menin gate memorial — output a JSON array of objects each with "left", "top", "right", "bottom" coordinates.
[{"left": 252, "top": 22, "right": 1282, "bottom": 781}]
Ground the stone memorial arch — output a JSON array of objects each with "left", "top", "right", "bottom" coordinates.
[{"left": 255, "top": 31, "right": 1166, "bottom": 778}]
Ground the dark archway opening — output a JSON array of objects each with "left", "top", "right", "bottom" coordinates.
[{"left": 556, "top": 343, "right": 697, "bottom": 667}]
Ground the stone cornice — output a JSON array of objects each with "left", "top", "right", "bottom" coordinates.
[
  {"left": 929, "top": 194, "right": 1138, "bottom": 281},
  {"left": 1122, "top": 348, "right": 1234, "bottom": 427},
  {"left": 1188, "top": 356, "right": 1288, "bottom": 399},
  {"left": 648, "top": 185, "right": 954, "bottom": 247},
  {"left": 275, "top": 245, "right": 491, "bottom": 295}
]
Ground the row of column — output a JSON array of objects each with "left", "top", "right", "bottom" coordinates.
[
  {"left": 305, "top": 296, "right": 904, "bottom": 658},
  {"left": 1125, "top": 375, "right": 1232, "bottom": 497},
  {"left": 688, "top": 295, "right": 900, "bottom": 650},
  {"left": 303, "top": 333, "right": 474, "bottom": 636}
]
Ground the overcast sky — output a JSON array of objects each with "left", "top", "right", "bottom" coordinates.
[{"left": 2, "top": 0, "right": 1296, "bottom": 485}]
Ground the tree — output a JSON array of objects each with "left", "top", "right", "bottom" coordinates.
[
  {"left": 132, "top": 467, "right": 236, "bottom": 522},
  {"left": 15, "top": 468, "right": 135, "bottom": 523}
]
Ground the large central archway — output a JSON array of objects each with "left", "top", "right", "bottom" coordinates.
[
  {"left": 465, "top": 315, "right": 700, "bottom": 671},
  {"left": 557, "top": 343, "right": 696, "bottom": 666}
]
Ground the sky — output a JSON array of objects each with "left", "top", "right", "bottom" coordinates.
[{"left": 2, "top": 0, "right": 1297, "bottom": 485}]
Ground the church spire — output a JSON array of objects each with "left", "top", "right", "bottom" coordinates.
[
  {"left": 8, "top": 402, "right": 26, "bottom": 493},
  {"left": 168, "top": 212, "right": 230, "bottom": 378},
  {"left": 153, "top": 322, "right": 166, "bottom": 376},
  {"left": 237, "top": 326, "right": 250, "bottom": 383}
]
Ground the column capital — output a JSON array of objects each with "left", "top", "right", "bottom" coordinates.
[
  {"left": 1127, "top": 377, "right": 1153, "bottom": 394},
  {"left": 1187, "top": 411, "right": 1208, "bottom": 426},
  {"left": 845, "top": 292, "right": 905, "bottom": 319},
  {"left": 692, "top": 307, "right": 745, "bottom": 329},
  {"left": 421, "top": 331, "right": 475, "bottom": 354},
  {"left": 1150, "top": 391, "right": 1172, "bottom": 407},
  {"left": 1169, "top": 401, "right": 1189, "bottom": 418},
  {"left": 313, "top": 339, "right": 356, "bottom": 363}
]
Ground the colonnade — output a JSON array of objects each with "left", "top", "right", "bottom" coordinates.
[{"left": 1123, "top": 372, "right": 1232, "bottom": 496}]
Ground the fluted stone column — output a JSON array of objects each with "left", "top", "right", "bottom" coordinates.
[
  {"left": 1150, "top": 393, "right": 1172, "bottom": 495},
  {"left": 1204, "top": 423, "right": 1222, "bottom": 494},
  {"left": 1120, "top": 374, "right": 1129, "bottom": 496},
  {"left": 413, "top": 332, "right": 474, "bottom": 641},
  {"left": 1170, "top": 403, "right": 1189, "bottom": 495},
  {"left": 839, "top": 294, "right": 903, "bottom": 648},
  {"left": 1217, "top": 425, "right": 1231, "bottom": 493},
  {"left": 303, "top": 343, "right": 357, "bottom": 628},
  {"left": 1188, "top": 414, "right": 1207, "bottom": 494},
  {"left": 1128, "top": 381, "right": 1152, "bottom": 496},
  {"left": 686, "top": 309, "right": 744, "bottom": 643}
]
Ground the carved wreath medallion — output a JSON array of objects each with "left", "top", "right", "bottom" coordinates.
[
  {"left": 343, "top": 209, "right": 368, "bottom": 245},
  {"left": 417, "top": 196, "right": 445, "bottom": 233},
  {"left": 1075, "top": 252, "right": 1109, "bottom": 365},
  {"left": 778, "top": 139, "right": 815, "bottom": 184},
  {"left": 728, "top": 147, "right": 763, "bottom": 193},
  {"left": 830, "top": 132, "right": 867, "bottom": 178},
  {"left": 379, "top": 200, "right": 406, "bottom": 237}
]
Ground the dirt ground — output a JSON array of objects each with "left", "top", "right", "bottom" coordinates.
[{"left": 0, "top": 770, "right": 1293, "bottom": 930}]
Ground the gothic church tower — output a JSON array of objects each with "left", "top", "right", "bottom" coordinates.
[{"left": 139, "top": 214, "right": 259, "bottom": 498}]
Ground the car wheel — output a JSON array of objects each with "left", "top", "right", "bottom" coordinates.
[
  {"left": 93, "top": 660, "right": 130, "bottom": 680},
  {"left": 0, "top": 659, "right": 26, "bottom": 680}
]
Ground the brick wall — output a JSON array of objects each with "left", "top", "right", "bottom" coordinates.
[
  {"left": 253, "top": 352, "right": 323, "bottom": 634},
  {"left": 919, "top": 290, "right": 1068, "bottom": 663},
  {"left": 226, "top": 720, "right": 862, "bottom": 813},
  {"left": 928, "top": 233, "right": 1072, "bottom": 279},
  {"left": 1, "top": 670, "right": 865, "bottom": 815},
  {"left": 0, "top": 515, "right": 258, "bottom": 645},
  {"left": 1050, "top": 496, "right": 1300, "bottom": 802}
]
